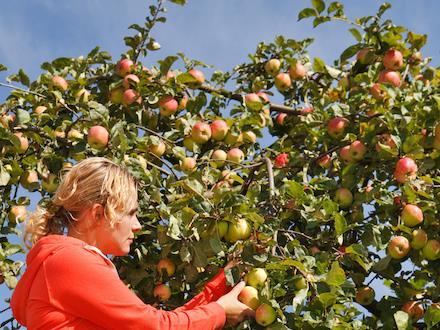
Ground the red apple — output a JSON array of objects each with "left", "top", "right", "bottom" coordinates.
[
  {"left": 401, "top": 301, "right": 424, "bottom": 321},
  {"left": 153, "top": 284, "right": 171, "bottom": 301},
  {"left": 378, "top": 70, "right": 401, "bottom": 87},
  {"left": 289, "top": 62, "right": 307, "bottom": 80},
  {"left": 300, "top": 106, "right": 314, "bottom": 115},
  {"left": 186, "top": 69, "right": 205, "bottom": 88},
  {"left": 339, "top": 145, "right": 353, "bottom": 164},
  {"left": 357, "top": 48, "right": 375, "bottom": 65},
  {"left": 401, "top": 204, "right": 423, "bottom": 227},
  {"left": 227, "top": 148, "right": 244, "bottom": 164},
  {"left": 13, "top": 132, "right": 29, "bottom": 154},
  {"left": 264, "top": 59, "right": 281, "bottom": 76},
  {"left": 274, "top": 73, "right": 292, "bottom": 92},
  {"left": 334, "top": 188, "right": 353, "bottom": 208},
  {"left": 210, "top": 119, "right": 229, "bottom": 141},
  {"left": 245, "top": 93, "right": 263, "bottom": 111},
  {"left": 157, "top": 258, "right": 176, "bottom": 276},
  {"left": 422, "top": 239, "right": 440, "bottom": 261},
  {"left": 276, "top": 113, "right": 287, "bottom": 126},
  {"left": 255, "top": 303, "right": 277, "bottom": 326},
  {"left": 370, "top": 83, "right": 385, "bottom": 100},
  {"left": 349, "top": 140, "right": 366, "bottom": 161},
  {"left": 317, "top": 154, "right": 331, "bottom": 168},
  {"left": 355, "top": 286, "right": 375, "bottom": 305},
  {"left": 274, "top": 153, "right": 289, "bottom": 168},
  {"left": 256, "top": 91, "right": 269, "bottom": 104},
  {"left": 122, "top": 74, "right": 140, "bottom": 89},
  {"left": 122, "top": 89, "right": 141, "bottom": 106},
  {"left": 180, "top": 157, "right": 196, "bottom": 173},
  {"left": 51, "top": 76, "right": 68, "bottom": 91},
  {"left": 115, "top": 59, "right": 134, "bottom": 77},
  {"left": 327, "top": 117, "right": 349, "bottom": 139},
  {"left": 149, "top": 141, "right": 166, "bottom": 157},
  {"left": 87, "top": 126, "right": 109, "bottom": 149},
  {"left": 159, "top": 96, "right": 178, "bottom": 116},
  {"left": 238, "top": 286, "right": 260, "bottom": 310},
  {"left": 388, "top": 236, "right": 410, "bottom": 259},
  {"left": 410, "top": 229, "right": 428, "bottom": 250},
  {"left": 191, "top": 122, "right": 211, "bottom": 144},
  {"left": 394, "top": 157, "right": 417, "bottom": 183},
  {"left": 8, "top": 205, "right": 27, "bottom": 223},
  {"left": 383, "top": 49, "right": 403, "bottom": 71},
  {"left": 245, "top": 268, "right": 267, "bottom": 288},
  {"left": 20, "top": 170, "right": 39, "bottom": 191}
]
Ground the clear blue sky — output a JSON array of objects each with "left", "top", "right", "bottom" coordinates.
[{"left": 1, "top": 0, "right": 439, "bottom": 326}]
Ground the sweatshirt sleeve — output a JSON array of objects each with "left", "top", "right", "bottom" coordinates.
[
  {"left": 175, "top": 269, "right": 230, "bottom": 312},
  {"left": 43, "top": 247, "right": 226, "bottom": 330}
]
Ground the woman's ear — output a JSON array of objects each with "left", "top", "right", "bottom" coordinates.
[{"left": 91, "top": 203, "right": 105, "bottom": 224}]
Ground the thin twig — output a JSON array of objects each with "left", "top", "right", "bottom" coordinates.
[
  {"left": 264, "top": 157, "right": 275, "bottom": 199},
  {"left": 0, "top": 82, "right": 45, "bottom": 98}
]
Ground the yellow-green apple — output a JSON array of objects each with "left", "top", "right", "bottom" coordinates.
[
  {"left": 274, "top": 73, "right": 292, "bottom": 92},
  {"left": 122, "top": 74, "right": 140, "bottom": 89},
  {"left": 401, "top": 204, "right": 423, "bottom": 227},
  {"left": 20, "top": 170, "right": 39, "bottom": 191},
  {"left": 67, "top": 128, "right": 84, "bottom": 141},
  {"left": 34, "top": 105, "right": 47, "bottom": 115},
  {"left": 264, "top": 59, "right": 281, "bottom": 76},
  {"left": 274, "top": 153, "right": 289, "bottom": 168},
  {"left": 356, "top": 48, "right": 375, "bottom": 65},
  {"left": 422, "top": 239, "right": 440, "bottom": 261},
  {"left": 370, "top": 83, "right": 385, "bottom": 100},
  {"left": 109, "top": 87, "right": 124, "bottom": 104},
  {"left": 115, "top": 58, "right": 134, "bottom": 77},
  {"left": 186, "top": 69, "right": 205, "bottom": 88},
  {"left": 210, "top": 150, "right": 227, "bottom": 167},
  {"left": 42, "top": 173, "right": 59, "bottom": 193},
  {"left": 276, "top": 113, "right": 287, "bottom": 126},
  {"left": 183, "top": 136, "right": 196, "bottom": 152},
  {"left": 225, "top": 218, "right": 251, "bottom": 242},
  {"left": 289, "top": 62, "right": 307, "bottom": 80},
  {"left": 180, "top": 157, "right": 196, "bottom": 173},
  {"left": 339, "top": 145, "right": 353, "bottom": 164},
  {"left": 394, "top": 157, "right": 417, "bottom": 183},
  {"left": 191, "top": 122, "right": 211, "bottom": 144},
  {"left": 149, "top": 141, "right": 166, "bottom": 157},
  {"left": 410, "top": 229, "right": 428, "bottom": 250},
  {"left": 238, "top": 286, "right": 260, "bottom": 310},
  {"left": 224, "top": 131, "right": 243, "bottom": 146},
  {"left": 327, "top": 117, "right": 349, "bottom": 139},
  {"left": 51, "top": 76, "right": 68, "bottom": 91},
  {"left": 388, "top": 236, "right": 410, "bottom": 259},
  {"left": 157, "top": 258, "right": 176, "bottom": 276},
  {"left": 210, "top": 119, "right": 229, "bottom": 141},
  {"left": 245, "top": 268, "right": 267, "bottom": 288},
  {"left": 159, "top": 96, "right": 178, "bottom": 116},
  {"left": 317, "top": 154, "right": 331, "bottom": 168},
  {"left": 153, "top": 283, "right": 171, "bottom": 301},
  {"left": 75, "top": 89, "right": 90, "bottom": 103},
  {"left": 87, "top": 126, "right": 109, "bottom": 149},
  {"left": 122, "top": 89, "right": 141, "bottom": 106},
  {"left": 242, "top": 131, "right": 257, "bottom": 144},
  {"left": 401, "top": 301, "right": 424, "bottom": 321},
  {"left": 355, "top": 286, "right": 375, "bottom": 305},
  {"left": 255, "top": 303, "right": 277, "bottom": 326},
  {"left": 178, "top": 94, "right": 188, "bottom": 110},
  {"left": 8, "top": 205, "right": 27, "bottom": 223},
  {"left": 383, "top": 49, "right": 403, "bottom": 70},
  {"left": 334, "top": 188, "right": 353, "bottom": 208},
  {"left": 245, "top": 93, "right": 263, "bottom": 111},
  {"left": 378, "top": 70, "right": 401, "bottom": 87},
  {"left": 293, "top": 276, "right": 307, "bottom": 290},
  {"left": 215, "top": 221, "right": 229, "bottom": 239},
  {"left": 13, "top": 132, "right": 29, "bottom": 154},
  {"left": 349, "top": 140, "right": 366, "bottom": 161},
  {"left": 227, "top": 148, "right": 244, "bottom": 164}
]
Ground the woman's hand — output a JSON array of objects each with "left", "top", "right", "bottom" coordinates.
[{"left": 216, "top": 281, "right": 255, "bottom": 326}]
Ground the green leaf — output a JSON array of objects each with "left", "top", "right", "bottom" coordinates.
[
  {"left": 311, "top": 0, "right": 325, "bottom": 14},
  {"left": 88, "top": 101, "right": 109, "bottom": 122},
  {"left": 298, "top": 8, "right": 317, "bottom": 21},
  {"left": 0, "top": 64, "right": 7, "bottom": 72},
  {"left": 313, "top": 57, "right": 326, "bottom": 73},
  {"left": 326, "top": 261, "right": 346, "bottom": 286},
  {"left": 394, "top": 311, "right": 410, "bottom": 330},
  {"left": 159, "top": 56, "right": 178, "bottom": 75},
  {"left": 334, "top": 213, "right": 347, "bottom": 236},
  {"left": 167, "top": 215, "right": 182, "bottom": 240},
  {"left": 340, "top": 44, "right": 361, "bottom": 63},
  {"left": 372, "top": 255, "right": 392, "bottom": 272},
  {"left": 182, "top": 178, "right": 204, "bottom": 195},
  {"left": 328, "top": 2, "right": 343, "bottom": 14},
  {"left": 15, "top": 109, "right": 31, "bottom": 125},
  {"left": 18, "top": 69, "right": 30, "bottom": 87},
  {"left": 169, "top": 0, "right": 187, "bottom": 5},
  {"left": 180, "top": 245, "right": 192, "bottom": 263},
  {"left": 318, "top": 292, "right": 337, "bottom": 308},
  {"left": 425, "top": 306, "right": 440, "bottom": 328},
  {"left": 282, "top": 180, "right": 305, "bottom": 199},
  {"left": 313, "top": 16, "right": 330, "bottom": 28},
  {"left": 0, "top": 166, "right": 11, "bottom": 186},
  {"left": 191, "top": 243, "right": 208, "bottom": 268},
  {"left": 407, "top": 32, "right": 427, "bottom": 50},
  {"left": 349, "top": 28, "right": 362, "bottom": 42},
  {"left": 292, "top": 288, "right": 308, "bottom": 313}
]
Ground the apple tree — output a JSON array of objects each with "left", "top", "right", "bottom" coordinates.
[{"left": 1, "top": 0, "right": 439, "bottom": 329}]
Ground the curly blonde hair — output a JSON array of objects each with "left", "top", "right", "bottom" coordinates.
[{"left": 24, "top": 157, "right": 138, "bottom": 249}]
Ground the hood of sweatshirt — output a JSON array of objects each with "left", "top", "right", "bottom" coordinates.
[{"left": 10, "top": 235, "right": 103, "bottom": 325}]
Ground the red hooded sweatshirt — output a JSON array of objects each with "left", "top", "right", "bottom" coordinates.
[{"left": 11, "top": 235, "right": 228, "bottom": 329}]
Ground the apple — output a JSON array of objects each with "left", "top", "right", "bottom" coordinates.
[
  {"left": 210, "top": 119, "right": 229, "bottom": 141},
  {"left": 245, "top": 93, "right": 263, "bottom": 111},
  {"left": 339, "top": 145, "right": 353, "bottom": 164},
  {"left": 211, "top": 150, "right": 227, "bottom": 167},
  {"left": 289, "top": 62, "right": 307, "bottom": 80},
  {"left": 225, "top": 218, "right": 251, "bottom": 242},
  {"left": 183, "top": 136, "right": 196, "bottom": 152},
  {"left": 355, "top": 286, "right": 375, "bottom": 305},
  {"left": 274, "top": 153, "right": 289, "bottom": 168},
  {"left": 401, "top": 204, "right": 423, "bottom": 227},
  {"left": 378, "top": 70, "right": 401, "bottom": 87},
  {"left": 238, "top": 286, "right": 260, "bottom": 310},
  {"left": 293, "top": 276, "right": 307, "bottom": 290},
  {"left": 410, "top": 229, "right": 428, "bottom": 250},
  {"left": 245, "top": 268, "right": 267, "bottom": 288},
  {"left": 227, "top": 148, "right": 244, "bottom": 164},
  {"left": 159, "top": 96, "right": 178, "bottom": 116},
  {"left": 122, "top": 74, "right": 140, "bottom": 89},
  {"left": 122, "top": 89, "right": 141, "bottom": 106},
  {"left": 422, "top": 239, "right": 440, "bottom": 261},
  {"left": 409, "top": 52, "right": 422, "bottom": 65},
  {"left": 300, "top": 106, "right": 313, "bottom": 115},
  {"left": 334, "top": 188, "right": 353, "bottom": 209},
  {"left": 186, "top": 69, "right": 205, "bottom": 88},
  {"left": 274, "top": 73, "right": 292, "bottom": 92},
  {"left": 13, "top": 132, "right": 29, "bottom": 154},
  {"left": 242, "top": 131, "right": 257, "bottom": 144},
  {"left": 387, "top": 236, "right": 410, "bottom": 259},
  {"left": 115, "top": 58, "right": 134, "bottom": 77},
  {"left": 87, "top": 126, "right": 109, "bottom": 150},
  {"left": 264, "top": 59, "right": 281, "bottom": 76},
  {"left": 157, "top": 258, "right": 176, "bottom": 276},
  {"left": 214, "top": 221, "right": 229, "bottom": 239},
  {"left": 394, "top": 157, "right": 417, "bottom": 183},
  {"left": 109, "top": 87, "right": 124, "bottom": 104},
  {"left": 153, "top": 284, "right": 171, "bottom": 301},
  {"left": 375, "top": 133, "right": 397, "bottom": 153},
  {"left": 327, "top": 117, "right": 349, "bottom": 139},
  {"left": 276, "top": 113, "right": 287, "bottom": 126},
  {"left": 180, "top": 157, "right": 196, "bottom": 173},
  {"left": 256, "top": 91, "right": 269, "bottom": 104},
  {"left": 51, "top": 76, "right": 68, "bottom": 91},
  {"left": 178, "top": 94, "right": 188, "bottom": 110},
  {"left": 221, "top": 170, "right": 235, "bottom": 185},
  {"left": 149, "top": 141, "right": 166, "bottom": 157},
  {"left": 370, "top": 83, "right": 385, "bottom": 100},
  {"left": 255, "top": 303, "right": 277, "bottom": 326},
  {"left": 212, "top": 180, "right": 231, "bottom": 192},
  {"left": 20, "top": 170, "right": 39, "bottom": 191},
  {"left": 42, "top": 173, "right": 59, "bottom": 193},
  {"left": 401, "top": 301, "right": 424, "bottom": 321},
  {"left": 191, "top": 122, "right": 211, "bottom": 144},
  {"left": 224, "top": 131, "right": 243, "bottom": 146},
  {"left": 357, "top": 48, "right": 375, "bottom": 65},
  {"left": 75, "top": 89, "right": 90, "bottom": 103},
  {"left": 349, "top": 140, "right": 366, "bottom": 161},
  {"left": 317, "top": 154, "right": 331, "bottom": 168},
  {"left": 34, "top": 105, "right": 47, "bottom": 115},
  {"left": 383, "top": 49, "right": 403, "bottom": 70},
  {"left": 8, "top": 205, "right": 27, "bottom": 223},
  {"left": 67, "top": 128, "right": 84, "bottom": 141}
]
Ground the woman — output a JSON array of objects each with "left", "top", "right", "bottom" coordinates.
[{"left": 11, "top": 157, "right": 254, "bottom": 329}]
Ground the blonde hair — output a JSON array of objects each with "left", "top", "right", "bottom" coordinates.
[{"left": 24, "top": 157, "right": 138, "bottom": 249}]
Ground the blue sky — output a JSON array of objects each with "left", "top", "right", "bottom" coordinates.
[{"left": 0, "top": 0, "right": 439, "bottom": 325}]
